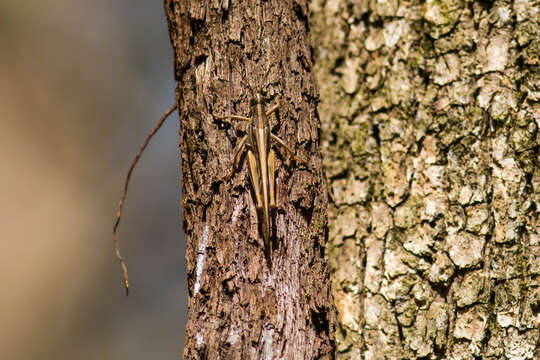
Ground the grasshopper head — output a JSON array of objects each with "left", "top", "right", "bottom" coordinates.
[{"left": 250, "top": 93, "right": 264, "bottom": 107}]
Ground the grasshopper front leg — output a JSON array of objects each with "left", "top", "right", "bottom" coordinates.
[
  {"left": 265, "top": 97, "right": 280, "bottom": 117},
  {"left": 215, "top": 115, "right": 252, "bottom": 122}
]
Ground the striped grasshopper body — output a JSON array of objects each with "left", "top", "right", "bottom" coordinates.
[{"left": 217, "top": 94, "right": 305, "bottom": 246}]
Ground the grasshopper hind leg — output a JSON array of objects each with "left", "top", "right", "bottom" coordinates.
[
  {"left": 227, "top": 135, "right": 248, "bottom": 180},
  {"left": 268, "top": 149, "right": 276, "bottom": 208},
  {"left": 247, "top": 150, "right": 263, "bottom": 210},
  {"left": 248, "top": 149, "right": 271, "bottom": 247}
]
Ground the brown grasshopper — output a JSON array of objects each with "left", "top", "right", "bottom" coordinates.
[
  {"left": 217, "top": 93, "right": 305, "bottom": 246},
  {"left": 113, "top": 94, "right": 303, "bottom": 294}
]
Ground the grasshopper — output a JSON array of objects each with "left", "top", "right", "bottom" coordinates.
[
  {"left": 217, "top": 93, "right": 305, "bottom": 246},
  {"left": 113, "top": 93, "right": 302, "bottom": 294}
]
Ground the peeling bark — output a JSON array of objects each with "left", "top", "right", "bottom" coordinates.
[
  {"left": 165, "top": 1, "right": 335, "bottom": 358},
  {"left": 311, "top": 0, "right": 539, "bottom": 358}
]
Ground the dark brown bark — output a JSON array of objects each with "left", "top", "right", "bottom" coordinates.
[{"left": 164, "top": 1, "right": 335, "bottom": 358}]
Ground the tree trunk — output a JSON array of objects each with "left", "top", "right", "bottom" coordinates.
[
  {"left": 164, "top": 1, "right": 335, "bottom": 358},
  {"left": 311, "top": 0, "right": 539, "bottom": 359}
]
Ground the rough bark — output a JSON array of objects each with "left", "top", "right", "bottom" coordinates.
[
  {"left": 164, "top": 1, "right": 335, "bottom": 358},
  {"left": 311, "top": 0, "right": 539, "bottom": 358}
]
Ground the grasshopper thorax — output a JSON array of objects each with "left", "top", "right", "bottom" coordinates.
[{"left": 250, "top": 93, "right": 268, "bottom": 129}]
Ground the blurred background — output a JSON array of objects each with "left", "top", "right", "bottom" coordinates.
[{"left": 0, "top": 1, "right": 187, "bottom": 359}]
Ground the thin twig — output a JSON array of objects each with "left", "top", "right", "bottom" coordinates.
[{"left": 113, "top": 103, "right": 178, "bottom": 296}]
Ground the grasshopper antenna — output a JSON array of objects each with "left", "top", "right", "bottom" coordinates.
[
  {"left": 242, "top": 66, "right": 254, "bottom": 97},
  {"left": 113, "top": 102, "right": 178, "bottom": 296}
]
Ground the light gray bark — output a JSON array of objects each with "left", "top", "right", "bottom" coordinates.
[{"left": 311, "top": 0, "right": 539, "bottom": 358}]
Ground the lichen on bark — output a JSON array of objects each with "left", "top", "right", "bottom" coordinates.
[{"left": 311, "top": 0, "right": 539, "bottom": 358}]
